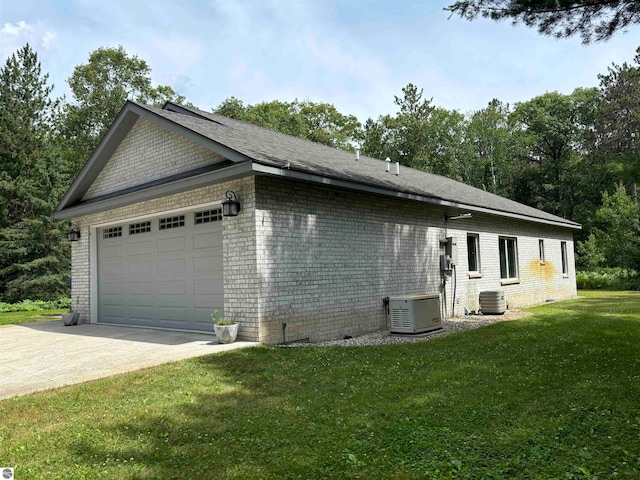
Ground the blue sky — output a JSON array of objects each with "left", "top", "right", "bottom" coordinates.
[{"left": 1, "top": 0, "right": 638, "bottom": 122}]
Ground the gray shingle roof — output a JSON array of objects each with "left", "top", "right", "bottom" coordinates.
[{"left": 135, "top": 102, "right": 579, "bottom": 229}]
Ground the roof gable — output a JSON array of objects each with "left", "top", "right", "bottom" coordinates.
[
  {"left": 55, "top": 101, "right": 253, "bottom": 214},
  {"left": 82, "top": 116, "right": 227, "bottom": 201}
]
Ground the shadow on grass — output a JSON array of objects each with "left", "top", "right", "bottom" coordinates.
[{"left": 64, "top": 302, "right": 640, "bottom": 479}]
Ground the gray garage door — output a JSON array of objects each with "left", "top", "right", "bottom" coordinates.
[{"left": 97, "top": 207, "right": 223, "bottom": 332}]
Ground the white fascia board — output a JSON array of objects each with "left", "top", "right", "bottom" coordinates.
[{"left": 54, "top": 161, "right": 253, "bottom": 220}]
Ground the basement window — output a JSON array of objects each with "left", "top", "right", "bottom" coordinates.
[
  {"left": 103, "top": 226, "right": 122, "bottom": 239},
  {"left": 159, "top": 215, "right": 185, "bottom": 230},
  {"left": 467, "top": 233, "right": 480, "bottom": 275},
  {"left": 561, "top": 241, "right": 569, "bottom": 277},
  {"left": 129, "top": 221, "right": 151, "bottom": 235},
  {"left": 195, "top": 208, "right": 223, "bottom": 225},
  {"left": 499, "top": 236, "right": 519, "bottom": 282}
]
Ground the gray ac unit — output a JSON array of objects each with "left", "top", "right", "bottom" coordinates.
[
  {"left": 479, "top": 290, "right": 506, "bottom": 314},
  {"left": 390, "top": 294, "right": 442, "bottom": 334}
]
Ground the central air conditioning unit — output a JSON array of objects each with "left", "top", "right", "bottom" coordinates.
[
  {"left": 390, "top": 294, "right": 442, "bottom": 334},
  {"left": 479, "top": 290, "right": 507, "bottom": 314}
]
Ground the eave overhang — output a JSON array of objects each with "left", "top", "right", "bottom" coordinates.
[
  {"left": 250, "top": 163, "right": 582, "bottom": 230},
  {"left": 55, "top": 158, "right": 581, "bottom": 230},
  {"left": 53, "top": 161, "right": 253, "bottom": 220}
]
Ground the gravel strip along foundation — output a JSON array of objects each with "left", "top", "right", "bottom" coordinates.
[{"left": 281, "top": 310, "right": 533, "bottom": 348}]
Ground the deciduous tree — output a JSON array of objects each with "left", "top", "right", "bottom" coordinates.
[
  {"left": 63, "top": 46, "right": 186, "bottom": 173},
  {"left": 214, "top": 98, "right": 362, "bottom": 150}
]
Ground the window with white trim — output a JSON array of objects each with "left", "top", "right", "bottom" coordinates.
[
  {"left": 129, "top": 221, "right": 151, "bottom": 235},
  {"left": 561, "top": 241, "right": 569, "bottom": 276},
  {"left": 102, "top": 226, "right": 122, "bottom": 239},
  {"left": 467, "top": 234, "right": 480, "bottom": 273},
  {"left": 539, "top": 239, "right": 545, "bottom": 263},
  {"left": 159, "top": 215, "right": 185, "bottom": 230},
  {"left": 195, "top": 208, "right": 223, "bottom": 225},
  {"left": 499, "top": 236, "right": 518, "bottom": 280}
]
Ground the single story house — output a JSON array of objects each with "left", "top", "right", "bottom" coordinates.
[{"left": 54, "top": 101, "right": 580, "bottom": 343}]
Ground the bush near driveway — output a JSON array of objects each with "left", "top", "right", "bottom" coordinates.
[
  {"left": 0, "top": 298, "right": 71, "bottom": 313},
  {"left": 0, "top": 291, "right": 638, "bottom": 479}
]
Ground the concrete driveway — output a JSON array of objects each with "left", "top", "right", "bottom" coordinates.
[{"left": 0, "top": 321, "right": 257, "bottom": 400}]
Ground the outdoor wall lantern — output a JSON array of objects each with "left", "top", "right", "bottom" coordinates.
[
  {"left": 222, "top": 190, "right": 241, "bottom": 217},
  {"left": 67, "top": 224, "right": 81, "bottom": 242}
]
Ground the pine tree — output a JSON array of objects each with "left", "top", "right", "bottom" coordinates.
[{"left": 0, "top": 44, "right": 70, "bottom": 302}]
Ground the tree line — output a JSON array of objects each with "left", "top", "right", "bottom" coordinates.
[{"left": 1, "top": 43, "right": 638, "bottom": 302}]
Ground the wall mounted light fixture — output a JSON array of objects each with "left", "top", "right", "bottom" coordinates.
[
  {"left": 68, "top": 225, "right": 81, "bottom": 242},
  {"left": 222, "top": 190, "right": 241, "bottom": 217}
]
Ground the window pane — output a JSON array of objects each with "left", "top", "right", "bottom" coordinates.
[
  {"left": 508, "top": 238, "right": 517, "bottom": 278},
  {"left": 467, "top": 235, "right": 478, "bottom": 272},
  {"left": 561, "top": 242, "right": 568, "bottom": 275},
  {"left": 499, "top": 239, "right": 507, "bottom": 278},
  {"left": 539, "top": 239, "right": 545, "bottom": 262}
]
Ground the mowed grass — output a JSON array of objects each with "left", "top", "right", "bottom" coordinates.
[
  {"left": 1, "top": 291, "right": 639, "bottom": 479},
  {"left": 0, "top": 309, "right": 66, "bottom": 326}
]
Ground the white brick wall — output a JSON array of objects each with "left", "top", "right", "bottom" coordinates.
[
  {"left": 69, "top": 118, "right": 577, "bottom": 344},
  {"left": 254, "top": 176, "right": 577, "bottom": 343},
  {"left": 83, "top": 118, "right": 226, "bottom": 200}
]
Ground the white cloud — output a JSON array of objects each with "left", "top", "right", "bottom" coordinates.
[
  {"left": 0, "top": 21, "right": 58, "bottom": 60},
  {"left": 42, "top": 30, "right": 57, "bottom": 49}
]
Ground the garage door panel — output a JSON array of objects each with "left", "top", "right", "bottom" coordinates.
[
  {"left": 101, "top": 281, "right": 125, "bottom": 295},
  {"left": 158, "top": 306, "right": 187, "bottom": 321},
  {"left": 127, "top": 240, "right": 153, "bottom": 256},
  {"left": 194, "top": 279, "right": 223, "bottom": 295},
  {"left": 128, "top": 306, "right": 155, "bottom": 320},
  {"left": 194, "top": 230, "right": 222, "bottom": 249},
  {"left": 193, "top": 294, "right": 223, "bottom": 308},
  {"left": 101, "top": 297, "right": 125, "bottom": 309},
  {"left": 128, "top": 282, "right": 154, "bottom": 295},
  {"left": 157, "top": 236, "right": 186, "bottom": 253},
  {"left": 194, "top": 254, "right": 223, "bottom": 272},
  {"left": 129, "top": 260, "right": 153, "bottom": 274},
  {"left": 101, "top": 305, "right": 125, "bottom": 318},
  {"left": 98, "top": 212, "right": 223, "bottom": 332},
  {"left": 158, "top": 257, "right": 188, "bottom": 274},
  {"left": 128, "top": 293, "right": 156, "bottom": 307},
  {"left": 157, "top": 295, "right": 188, "bottom": 309},
  {"left": 101, "top": 244, "right": 123, "bottom": 258},
  {"left": 101, "top": 261, "right": 126, "bottom": 276},
  {"left": 157, "top": 280, "right": 187, "bottom": 295}
]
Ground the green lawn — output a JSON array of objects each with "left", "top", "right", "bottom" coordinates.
[
  {"left": 1, "top": 291, "right": 638, "bottom": 479},
  {"left": 0, "top": 309, "right": 66, "bottom": 326}
]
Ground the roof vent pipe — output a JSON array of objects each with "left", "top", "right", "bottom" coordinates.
[
  {"left": 355, "top": 147, "right": 360, "bottom": 161},
  {"left": 395, "top": 161, "right": 400, "bottom": 176},
  {"left": 385, "top": 157, "right": 391, "bottom": 172}
]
